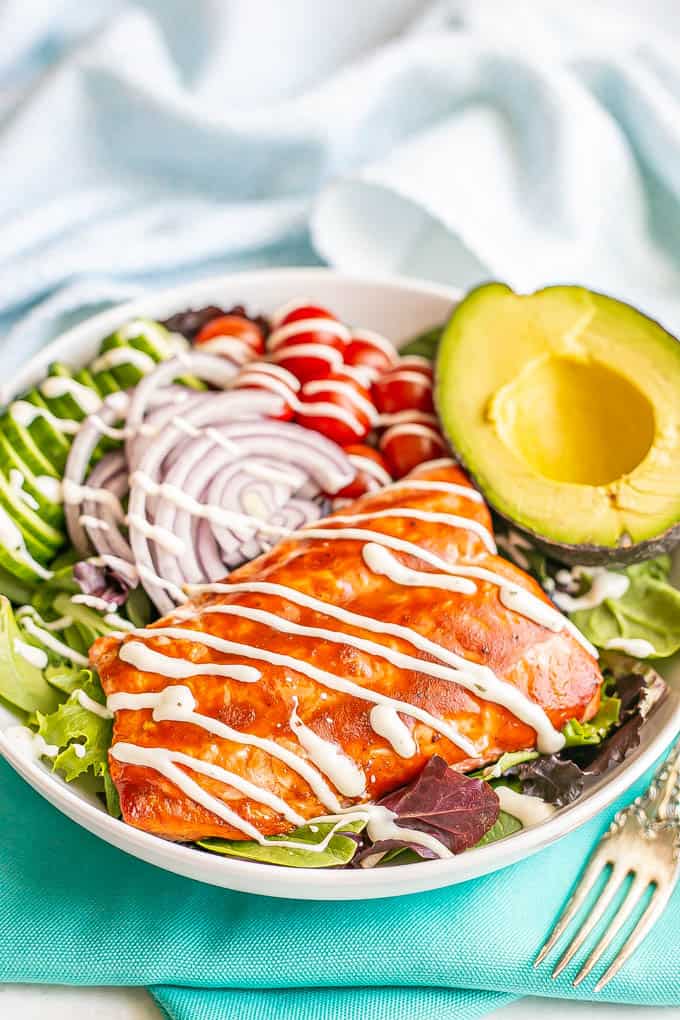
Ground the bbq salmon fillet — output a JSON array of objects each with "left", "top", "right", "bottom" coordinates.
[{"left": 92, "top": 461, "right": 603, "bottom": 842}]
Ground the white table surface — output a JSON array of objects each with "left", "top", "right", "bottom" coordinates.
[{"left": 1, "top": 986, "right": 677, "bottom": 1019}]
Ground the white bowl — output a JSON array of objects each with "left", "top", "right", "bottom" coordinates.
[{"left": 0, "top": 267, "right": 678, "bottom": 900}]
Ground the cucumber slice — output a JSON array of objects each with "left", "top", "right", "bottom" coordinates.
[
  {"left": 0, "top": 435, "right": 63, "bottom": 529},
  {"left": 40, "top": 363, "right": 102, "bottom": 423},
  {"left": 0, "top": 505, "right": 52, "bottom": 582},
  {"left": 17, "top": 391, "right": 71, "bottom": 472},
  {"left": 0, "top": 410, "right": 62, "bottom": 478},
  {"left": 0, "top": 467, "right": 63, "bottom": 552}
]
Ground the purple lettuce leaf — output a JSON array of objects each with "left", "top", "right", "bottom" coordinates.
[
  {"left": 73, "top": 561, "right": 131, "bottom": 609},
  {"left": 517, "top": 756, "right": 585, "bottom": 807},
  {"left": 162, "top": 304, "right": 270, "bottom": 341},
  {"left": 376, "top": 755, "right": 500, "bottom": 855}
]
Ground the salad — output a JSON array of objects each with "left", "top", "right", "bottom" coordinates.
[{"left": 0, "top": 286, "right": 678, "bottom": 869}]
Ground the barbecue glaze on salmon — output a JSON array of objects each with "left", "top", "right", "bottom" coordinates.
[{"left": 92, "top": 462, "right": 603, "bottom": 842}]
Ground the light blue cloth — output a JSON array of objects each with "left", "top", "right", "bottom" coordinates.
[
  {"left": 2, "top": 3, "right": 680, "bottom": 1018},
  {"left": 3, "top": 0, "right": 680, "bottom": 370}
]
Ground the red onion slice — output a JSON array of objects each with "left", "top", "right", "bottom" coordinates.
[{"left": 65, "top": 352, "right": 356, "bottom": 615}]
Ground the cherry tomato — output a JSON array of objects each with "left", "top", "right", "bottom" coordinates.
[
  {"left": 371, "top": 364, "right": 434, "bottom": 415},
  {"left": 195, "top": 314, "right": 265, "bottom": 357},
  {"left": 268, "top": 302, "right": 349, "bottom": 383},
  {"left": 344, "top": 329, "right": 398, "bottom": 380},
  {"left": 295, "top": 372, "right": 376, "bottom": 446},
  {"left": 232, "top": 362, "right": 299, "bottom": 420},
  {"left": 335, "top": 444, "right": 392, "bottom": 499},
  {"left": 395, "top": 355, "right": 433, "bottom": 378},
  {"left": 379, "top": 423, "right": 447, "bottom": 478}
]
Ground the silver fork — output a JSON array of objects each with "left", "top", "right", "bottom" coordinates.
[{"left": 535, "top": 738, "right": 680, "bottom": 991}]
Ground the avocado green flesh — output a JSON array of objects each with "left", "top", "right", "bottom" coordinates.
[{"left": 435, "top": 283, "right": 680, "bottom": 563}]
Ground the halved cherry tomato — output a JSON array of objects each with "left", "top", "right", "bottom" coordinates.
[
  {"left": 268, "top": 302, "right": 349, "bottom": 383},
  {"left": 371, "top": 364, "right": 434, "bottom": 415},
  {"left": 232, "top": 362, "right": 299, "bottom": 420},
  {"left": 344, "top": 329, "right": 398, "bottom": 379},
  {"left": 379, "top": 423, "right": 447, "bottom": 478},
  {"left": 295, "top": 371, "right": 376, "bottom": 446},
  {"left": 395, "top": 355, "right": 433, "bottom": 378},
  {"left": 195, "top": 314, "right": 265, "bottom": 356},
  {"left": 335, "top": 444, "right": 392, "bottom": 499}
]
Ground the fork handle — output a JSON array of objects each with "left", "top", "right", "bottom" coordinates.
[{"left": 636, "top": 737, "right": 680, "bottom": 824}]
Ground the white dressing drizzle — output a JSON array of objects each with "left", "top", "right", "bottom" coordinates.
[
  {"left": 552, "top": 568, "right": 630, "bottom": 613},
  {"left": 290, "top": 700, "right": 366, "bottom": 797},
  {"left": 119, "top": 624, "right": 477, "bottom": 755},
  {"left": 79, "top": 514, "right": 111, "bottom": 532},
  {"left": 62, "top": 480, "right": 126, "bottom": 522},
  {"left": 17, "top": 607, "right": 72, "bottom": 631},
  {"left": 104, "top": 613, "right": 135, "bottom": 631},
  {"left": 10, "top": 400, "right": 80, "bottom": 434},
  {"left": 346, "top": 454, "right": 392, "bottom": 487},
  {"left": 104, "top": 457, "right": 602, "bottom": 845},
  {"left": 126, "top": 513, "right": 186, "bottom": 556},
  {"left": 495, "top": 786, "right": 556, "bottom": 826},
  {"left": 383, "top": 479, "right": 484, "bottom": 503},
  {"left": 268, "top": 318, "right": 350, "bottom": 350},
  {"left": 8, "top": 469, "right": 39, "bottom": 510},
  {"left": 363, "top": 805, "right": 452, "bottom": 858},
  {"left": 34, "top": 475, "right": 63, "bottom": 503},
  {"left": 90, "top": 347, "right": 155, "bottom": 375},
  {"left": 110, "top": 742, "right": 305, "bottom": 832},
  {"left": 348, "top": 328, "right": 398, "bottom": 361},
  {"left": 0, "top": 505, "right": 53, "bottom": 579},
  {"left": 107, "top": 684, "right": 343, "bottom": 812},
  {"left": 73, "top": 743, "right": 87, "bottom": 759},
  {"left": 302, "top": 379, "right": 377, "bottom": 422},
  {"left": 71, "top": 594, "right": 117, "bottom": 613},
  {"left": 377, "top": 410, "right": 438, "bottom": 428},
  {"left": 198, "top": 337, "right": 252, "bottom": 363},
  {"left": 382, "top": 370, "right": 433, "bottom": 387},
  {"left": 19, "top": 615, "right": 88, "bottom": 665},
  {"left": 270, "top": 344, "right": 344, "bottom": 371},
  {"left": 187, "top": 573, "right": 564, "bottom": 754},
  {"left": 294, "top": 398, "right": 364, "bottom": 434},
  {"left": 40, "top": 377, "right": 102, "bottom": 414},
  {"left": 13, "top": 637, "right": 48, "bottom": 669},
  {"left": 5, "top": 725, "right": 58, "bottom": 760},
  {"left": 324, "top": 508, "right": 496, "bottom": 554},
  {"left": 604, "top": 637, "right": 656, "bottom": 658},
  {"left": 369, "top": 705, "right": 417, "bottom": 758},
  {"left": 119, "top": 641, "right": 260, "bottom": 683},
  {"left": 74, "top": 689, "right": 113, "bottom": 719}
]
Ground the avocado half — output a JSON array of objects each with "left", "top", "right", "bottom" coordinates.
[{"left": 435, "top": 283, "right": 680, "bottom": 565}]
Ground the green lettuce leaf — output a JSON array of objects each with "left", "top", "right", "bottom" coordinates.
[
  {"left": 198, "top": 819, "right": 366, "bottom": 868},
  {"left": 562, "top": 681, "right": 621, "bottom": 747},
  {"left": 470, "top": 749, "right": 539, "bottom": 780},
  {"left": 0, "top": 596, "right": 61, "bottom": 715},
  {"left": 400, "top": 324, "right": 444, "bottom": 360},
  {"left": 569, "top": 557, "right": 680, "bottom": 659},
  {"left": 475, "top": 810, "right": 522, "bottom": 846},
  {"left": 35, "top": 670, "right": 112, "bottom": 783}
]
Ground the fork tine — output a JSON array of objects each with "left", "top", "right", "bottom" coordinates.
[
  {"left": 572, "top": 873, "right": 649, "bottom": 987},
  {"left": 551, "top": 864, "right": 627, "bottom": 979},
  {"left": 593, "top": 881, "right": 674, "bottom": 992},
  {"left": 534, "top": 854, "right": 606, "bottom": 967}
]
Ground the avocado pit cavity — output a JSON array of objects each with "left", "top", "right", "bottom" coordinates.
[{"left": 489, "top": 355, "right": 655, "bottom": 488}]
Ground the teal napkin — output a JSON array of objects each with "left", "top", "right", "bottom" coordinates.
[{"left": 1, "top": 756, "right": 678, "bottom": 1020}]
